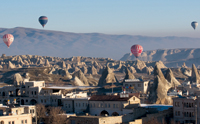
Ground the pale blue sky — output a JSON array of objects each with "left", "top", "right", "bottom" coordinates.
[{"left": 1, "top": 0, "right": 200, "bottom": 37}]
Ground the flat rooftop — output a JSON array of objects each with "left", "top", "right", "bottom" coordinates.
[{"left": 43, "top": 86, "right": 100, "bottom": 90}]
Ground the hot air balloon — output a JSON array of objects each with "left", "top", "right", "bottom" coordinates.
[
  {"left": 3, "top": 34, "right": 14, "bottom": 48},
  {"left": 191, "top": 21, "right": 198, "bottom": 30},
  {"left": 130, "top": 44, "right": 143, "bottom": 58},
  {"left": 39, "top": 16, "right": 48, "bottom": 27}
]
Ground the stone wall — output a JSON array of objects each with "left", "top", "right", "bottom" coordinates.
[
  {"left": 133, "top": 108, "right": 173, "bottom": 124},
  {"left": 69, "top": 116, "right": 123, "bottom": 124}
]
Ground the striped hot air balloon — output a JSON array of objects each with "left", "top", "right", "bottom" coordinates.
[
  {"left": 191, "top": 21, "right": 198, "bottom": 30},
  {"left": 39, "top": 16, "right": 48, "bottom": 28},
  {"left": 3, "top": 34, "right": 14, "bottom": 48},
  {"left": 130, "top": 44, "right": 143, "bottom": 58}
]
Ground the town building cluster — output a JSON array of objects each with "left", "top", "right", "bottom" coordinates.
[{"left": 1, "top": 77, "right": 199, "bottom": 124}]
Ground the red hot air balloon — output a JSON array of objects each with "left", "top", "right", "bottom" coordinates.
[
  {"left": 3, "top": 34, "right": 14, "bottom": 48},
  {"left": 130, "top": 44, "right": 143, "bottom": 58}
]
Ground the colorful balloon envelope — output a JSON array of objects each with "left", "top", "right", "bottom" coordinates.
[
  {"left": 39, "top": 16, "right": 48, "bottom": 28},
  {"left": 3, "top": 34, "right": 14, "bottom": 48},
  {"left": 191, "top": 21, "right": 198, "bottom": 30},
  {"left": 130, "top": 44, "right": 143, "bottom": 58}
]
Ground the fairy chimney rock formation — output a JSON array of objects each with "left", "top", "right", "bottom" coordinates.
[
  {"left": 132, "top": 59, "right": 147, "bottom": 72},
  {"left": 88, "top": 66, "right": 98, "bottom": 75},
  {"left": 98, "top": 65, "right": 118, "bottom": 86},
  {"left": 124, "top": 67, "right": 135, "bottom": 81},
  {"left": 8, "top": 61, "right": 16, "bottom": 69},
  {"left": 44, "top": 59, "right": 51, "bottom": 67},
  {"left": 165, "top": 68, "right": 181, "bottom": 87},
  {"left": 148, "top": 64, "right": 172, "bottom": 104},
  {"left": 191, "top": 64, "right": 200, "bottom": 84},
  {"left": 72, "top": 70, "right": 89, "bottom": 86}
]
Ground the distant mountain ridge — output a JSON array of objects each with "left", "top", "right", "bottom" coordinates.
[
  {"left": 120, "top": 48, "right": 200, "bottom": 67},
  {"left": 1, "top": 27, "right": 200, "bottom": 60}
]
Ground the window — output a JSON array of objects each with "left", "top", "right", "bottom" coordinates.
[
  {"left": 21, "top": 120, "right": 24, "bottom": 124},
  {"left": 44, "top": 99, "right": 46, "bottom": 103},
  {"left": 138, "top": 84, "right": 141, "bottom": 87},
  {"left": 65, "top": 104, "right": 67, "bottom": 108},
  {"left": 105, "top": 103, "right": 107, "bottom": 108},
  {"left": 68, "top": 104, "right": 70, "bottom": 108},
  {"left": 108, "top": 103, "right": 110, "bottom": 108},
  {"left": 41, "top": 99, "right": 43, "bottom": 103},
  {"left": 79, "top": 103, "right": 80, "bottom": 107},
  {"left": 25, "top": 120, "right": 27, "bottom": 124},
  {"left": 30, "top": 109, "right": 34, "bottom": 113},
  {"left": 98, "top": 103, "right": 100, "bottom": 108},
  {"left": 8, "top": 122, "right": 11, "bottom": 124},
  {"left": 192, "top": 112, "right": 194, "bottom": 117},
  {"left": 12, "top": 121, "right": 14, "bottom": 124},
  {"left": 178, "top": 111, "right": 180, "bottom": 116},
  {"left": 76, "top": 103, "right": 78, "bottom": 107},
  {"left": 175, "top": 111, "right": 177, "bottom": 116},
  {"left": 35, "top": 91, "right": 37, "bottom": 95},
  {"left": 101, "top": 103, "right": 103, "bottom": 108},
  {"left": 31, "top": 91, "right": 33, "bottom": 95},
  {"left": 93, "top": 103, "right": 95, "bottom": 107},
  {"left": 16, "top": 110, "right": 18, "bottom": 114},
  {"left": 90, "top": 103, "right": 92, "bottom": 108},
  {"left": 113, "top": 104, "right": 115, "bottom": 108},
  {"left": 86, "top": 103, "right": 88, "bottom": 107},
  {"left": 83, "top": 103, "right": 84, "bottom": 107},
  {"left": 116, "top": 104, "right": 119, "bottom": 108}
]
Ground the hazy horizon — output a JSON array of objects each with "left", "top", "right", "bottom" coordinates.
[{"left": 1, "top": 1, "right": 200, "bottom": 38}]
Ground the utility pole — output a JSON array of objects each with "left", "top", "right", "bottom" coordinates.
[{"left": 196, "top": 104, "right": 198, "bottom": 124}]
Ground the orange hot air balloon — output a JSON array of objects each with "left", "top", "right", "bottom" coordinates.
[
  {"left": 130, "top": 44, "right": 143, "bottom": 58},
  {"left": 3, "top": 34, "right": 14, "bottom": 48}
]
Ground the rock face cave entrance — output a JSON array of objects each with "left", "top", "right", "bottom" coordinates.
[{"left": 100, "top": 110, "right": 109, "bottom": 116}]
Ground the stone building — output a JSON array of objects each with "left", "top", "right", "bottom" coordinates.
[
  {"left": 89, "top": 93, "right": 140, "bottom": 116},
  {"left": 0, "top": 104, "right": 36, "bottom": 124},
  {"left": 173, "top": 96, "right": 197, "bottom": 124},
  {"left": 0, "top": 79, "right": 92, "bottom": 114},
  {"left": 123, "top": 79, "right": 149, "bottom": 93}
]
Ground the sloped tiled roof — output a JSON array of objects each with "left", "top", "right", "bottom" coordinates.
[{"left": 89, "top": 93, "right": 139, "bottom": 101}]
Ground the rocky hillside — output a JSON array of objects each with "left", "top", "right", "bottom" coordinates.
[{"left": 120, "top": 48, "right": 200, "bottom": 67}]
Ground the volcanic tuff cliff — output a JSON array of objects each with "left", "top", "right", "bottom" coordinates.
[{"left": 121, "top": 48, "right": 200, "bottom": 68}]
